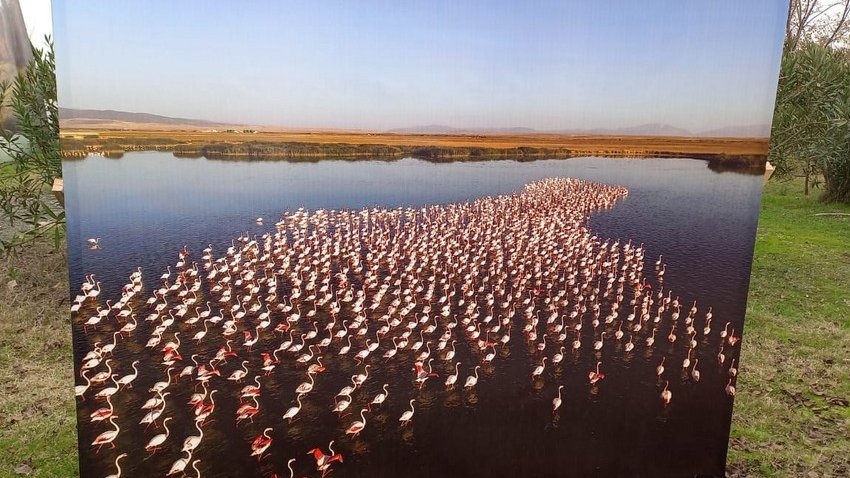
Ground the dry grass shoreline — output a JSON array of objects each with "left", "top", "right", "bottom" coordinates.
[{"left": 59, "top": 129, "right": 770, "bottom": 162}]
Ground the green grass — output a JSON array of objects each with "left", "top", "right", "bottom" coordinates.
[
  {"left": 0, "top": 243, "right": 78, "bottom": 477},
  {"left": 727, "top": 179, "right": 850, "bottom": 477},
  {"left": 0, "top": 179, "right": 847, "bottom": 477}
]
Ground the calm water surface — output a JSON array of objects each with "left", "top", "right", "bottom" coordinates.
[{"left": 63, "top": 153, "right": 763, "bottom": 478}]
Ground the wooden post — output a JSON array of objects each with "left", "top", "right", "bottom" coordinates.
[
  {"left": 764, "top": 161, "right": 775, "bottom": 184},
  {"left": 52, "top": 177, "right": 64, "bottom": 208}
]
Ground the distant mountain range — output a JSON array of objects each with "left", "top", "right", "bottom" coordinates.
[
  {"left": 58, "top": 108, "right": 770, "bottom": 138},
  {"left": 388, "top": 122, "right": 771, "bottom": 138},
  {"left": 58, "top": 108, "right": 235, "bottom": 129},
  {"left": 386, "top": 124, "right": 539, "bottom": 135},
  {"left": 698, "top": 125, "right": 772, "bottom": 137}
]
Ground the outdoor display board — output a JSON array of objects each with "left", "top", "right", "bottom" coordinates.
[{"left": 55, "top": 2, "right": 790, "bottom": 477}]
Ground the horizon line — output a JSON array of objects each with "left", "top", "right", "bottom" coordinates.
[{"left": 58, "top": 107, "right": 772, "bottom": 138}]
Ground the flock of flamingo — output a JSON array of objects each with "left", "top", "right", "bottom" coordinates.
[{"left": 72, "top": 178, "right": 741, "bottom": 477}]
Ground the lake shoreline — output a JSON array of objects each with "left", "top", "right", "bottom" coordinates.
[
  {"left": 59, "top": 130, "right": 769, "bottom": 169},
  {"left": 63, "top": 148, "right": 767, "bottom": 175}
]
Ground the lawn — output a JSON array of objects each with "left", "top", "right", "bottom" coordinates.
[
  {"left": 0, "top": 244, "right": 77, "bottom": 477},
  {"left": 727, "top": 179, "right": 850, "bottom": 477},
  {"left": 0, "top": 178, "right": 847, "bottom": 477}
]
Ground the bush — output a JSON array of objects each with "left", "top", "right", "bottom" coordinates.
[
  {"left": 770, "top": 42, "right": 850, "bottom": 202},
  {"left": 0, "top": 39, "right": 63, "bottom": 252}
]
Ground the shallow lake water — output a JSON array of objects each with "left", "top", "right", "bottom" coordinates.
[{"left": 63, "top": 153, "right": 763, "bottom": 478}]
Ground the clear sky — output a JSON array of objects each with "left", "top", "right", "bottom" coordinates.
[
  {"left": 19, "top": 0, "right": 52, "bottom": 50},
  {"left": 52, "top": 1, "right": 789, "bottom": 133}
]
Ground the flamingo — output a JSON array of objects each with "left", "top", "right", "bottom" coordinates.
[
  {"left": 82, "top": 313, "right": 103, "bottom": 333},
  {"left": 552, "top": 347, "right": 565, "bottom": 364},
  {"left": 89, "top": 394, "right": 115, "bottom": 422},
  {"left": 532, "top": 357, "right": 547, "bottom": 380},
  {"left": 149, "top": 366, "right": 175, "bottom": 393},
  {"left": 720, "top": 321, "right": 731, "bottom": 339},
  {"left": 296, "top": 372, "right": 316, "bottom": 395},
  {"left": 251, "top": 428, "right": 273, "bottom": 460},
  {"left": 337, "top": 375, "right": 359, "bottom": 398},
  {"left": 308, "top": 441, "right": 333, "bottom": 470},
  {"left": 241, "top": 375, "right": 263, "bottom": 400},
  {"left": 464, "top": 365, "right": 481, "bottom": 389},
  {"left": 726, "top": 378, "right": 736, "bottom": 397},
  {"left": 537, "top": 334, "right": 547, "bottom": 352},
  {"left": 75, "top": 370, "right": 92, "bottom": 399},
  {"left": 370, "top": 384, "right": 389, "bottom": 409},
  {"left": 588, "top": 361, "right": 605, "bottom": 384},
  {"left": 312, "top": 441, "right": 344, "bottom": 477},
  {"left": 195, "top": 390, "right": 218, "bottom": 425},
  {"left": 95, "top": 374, "right": 120, "bottom": 399},
  {"left": 182, "top": 418, "right": 204, "bottom": 453},
  {"left": 227, "top": 360, "right": 250, "bottom": 383},
  {"left": 414, "top": 359, "right": 438, "bottom": 389},
  {"left": 646, "top": 328, "right": 656, "bottom": 347},
  {"left": 338, "top": 335, "right": 353, "bottom": 355},
  {"left": 143, "top": 390, "right": 170, "bottom": 411},
  {"left": 96, "top": 335, "right": 119, "bottom": 361},
  {"left": 727, "top": 329, "right": 740, "bottom": 346},
  {"left": 116, "top": 360, "right": 140, "bottom": 388},
  {"left": 354, "top": 365, "right": 370, "bottom": 386},
  {"left": 145, "top": 417, "right": 173, "bottom": 453},
  {"left": 166, "top": 451, "right": 193, "bottom": 476},
  {"left": 283, "top": 395, "right": 304, "bottom": 422},
  {"left": 192, "top": 319, "right": 210, "bottom": 343},
  {"left": 398, "top": 399, "right": 416, "bottom": 426},
  {"left": 104, "top": 453, "right": 128, "bottom": 478},
  {"left": 624, "top": 335, "right": 634, "bottom": 352},
  {"left": 593, "top": 332, "right": 605, "bottom": 351},
  {"left": 333, "top": 393, "right": 352, "bottom": 414},
  {"left": 140, "top": 393, "right": 169, "bottom": 429},
  {"left": 91, "top": 415, "right": 120, "bottom": 452},
  {"left": 445, "top": 340, "right": 457, "bottom": 361},
  {"left": 682, "top": 349, "right": 692, "bottom": 369},
  {"left": 236, "top": 396, "right": 261, "bottom": 423},
  {"left": 345, "top": 408, "right": 368, "bottom": 437},
  {"left": 87, "top": 281, "right": 102, "bottom": 299},
  {"left": 691, "top": 359, "right": 701, "bottom": 382},
  {"left": 445, "top": 362, "right": 461, "bottom": 389},
  {"left": 553, "top": 385, "right": 564, "bottom": 412},
  {"left": 118, "top": 314, "right": 138, "bottom": 337},
  {"left": 661, "top": 380, "right": 672, "bottom": 406}
]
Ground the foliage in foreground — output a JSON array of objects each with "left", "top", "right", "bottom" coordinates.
[
  {"left": 0, "top": 39, "right": 63, "bottom": 253},
  {"left": 770, "top": 42, "right": 850, "bottom": 203}
]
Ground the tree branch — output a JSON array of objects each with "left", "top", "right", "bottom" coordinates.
[{"left": 823, "top": 0, "right": 850, "bottom": 46}]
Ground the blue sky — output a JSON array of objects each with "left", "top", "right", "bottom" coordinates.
[{"left": 52, "top": 1, "right": 789, "bottom": 133}]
